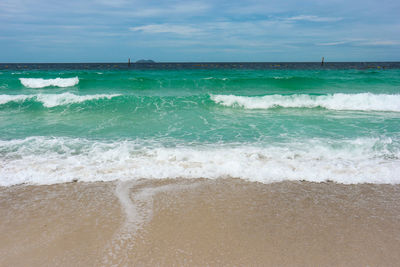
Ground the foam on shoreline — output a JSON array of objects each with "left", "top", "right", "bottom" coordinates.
[{"left": 1, "top": 136, "right": 399, "bottom": 186}]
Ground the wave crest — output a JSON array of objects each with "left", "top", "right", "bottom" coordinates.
[
  {"left": 19, "top": 77, "right": 79, "bottom": 88},
  {"left": 0, "top": 93, "right": 120, "bottom": 107},
  {"left": 211, "top": 93, "right": 400, "bottom": 112}
]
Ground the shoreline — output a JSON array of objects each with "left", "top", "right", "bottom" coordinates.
[{"left": 1, "top": 178, "right": 400, "bottom": 266}]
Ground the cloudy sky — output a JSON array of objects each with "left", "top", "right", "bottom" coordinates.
[{"left": 1, "top": 0, "right": 399, "bottom": 62}]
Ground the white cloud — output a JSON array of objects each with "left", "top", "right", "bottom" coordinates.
[
  {"left": 317, "top": 41, "right": 348, "bottom": 46},
  {"left": 94, "top": 1, "right": 210, "bottom": 18},
  {"left": 94, "top": 0, "right": 129, "bottom": 8},
  {"left": 360, "top": 40, "right": 400, "bottom": 46},
  {"left": 128, "top": 2, "right": 209, "bottom": 17},
  {"left": 288, "top": 15, "right": 342, "bottom": 22},
  {"left": 317, "top": 39, "right": 400, "bottom": 46},
  {"left": 130, "top": 24, "right": 201, "bottom": 35}
]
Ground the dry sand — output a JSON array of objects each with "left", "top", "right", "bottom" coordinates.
[{"left": 1, "top": 178, "right": 400, "bottom": 266}]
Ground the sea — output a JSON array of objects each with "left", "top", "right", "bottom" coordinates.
[{"left": 1, "top": 62, "right": 400, "bottom": 186}]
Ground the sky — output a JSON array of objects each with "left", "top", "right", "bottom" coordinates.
[{"left": 1, "top": 0, "right": 400, "bottom": 62}]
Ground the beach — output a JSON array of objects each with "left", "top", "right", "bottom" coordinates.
[{"left": 2, "top": 179, "right": 400, "bottom": 266}]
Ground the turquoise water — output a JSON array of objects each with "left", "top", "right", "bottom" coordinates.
[{"left": 1, "top": 68, "right": 400, "bottom": 185}]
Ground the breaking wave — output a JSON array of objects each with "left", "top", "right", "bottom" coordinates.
[
  {"left": 211, "top": 93, "right": 400, "bottom": 112},
  {"left": 0, "top": 93, "right": 120, "bottom": 107},
  {"left": 19, "top": 77, "right": 79, "bottom": 88},
  {"left": 0, "top": 136, "right": 399, "bottom": 186}
]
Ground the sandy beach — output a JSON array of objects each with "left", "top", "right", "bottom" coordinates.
[{"left": 1, "top": 178, "right": 400, "bottom": 266}]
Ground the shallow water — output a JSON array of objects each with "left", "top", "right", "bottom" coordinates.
[{"left": 1, "top": 66, "right": 400, "bottom": 185}]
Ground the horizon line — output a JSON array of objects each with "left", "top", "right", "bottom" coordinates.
[{"left": 1, "top": 61, "right": 400, "bottom": 64}]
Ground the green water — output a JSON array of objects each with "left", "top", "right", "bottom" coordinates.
[{"left": 0, "top": 68, "right": 399, "bottom": 185}]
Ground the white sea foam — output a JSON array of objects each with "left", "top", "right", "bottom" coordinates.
[
  {"left": 103, "top": 180, "right": 200, "bottom": 265},
  {"left": 202, "top": 77, "right": 228, "bottom": 81},
  {"left": 273, "top": 76, "right": 291, "bottom": 79},
  {"left": 0, "top": 94, "right": 32, "bottom": 105},
  {"left": 211, "top": 93, "right": 400, "bottom": 112},
  {"left": 0, "top": 93, "right": 120, "bottom": 107},
  {"left": 36, "top": 93, "right": 120, "bottom": 107},
  {"left": 19, "top": 77, "right": 79, "bottom": 88},
  {"left": 0, "top": 137, "right": 399, "bottom": 186}
]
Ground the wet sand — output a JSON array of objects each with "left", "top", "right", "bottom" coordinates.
[{"left": 1, "top": 178, "right": 400, "bottom": 266}]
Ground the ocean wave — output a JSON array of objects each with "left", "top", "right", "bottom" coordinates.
[
  {"left": 273, "top": 76, "right": 292, "bottom": 79},
  {"left": 202, "top": 77, "right": 228, "bottom": 81},
  {"left": 19, "top": 77, "right": 79, "bottom": 88},
  {"left": 0, "top": 93, "right": 120, "bottom": 107},
  {"left": 211, "top": 93, "right": 400, "bottom": 112},
  {"left": 0, "top": 137, "right": 399, "bottom": 186}
]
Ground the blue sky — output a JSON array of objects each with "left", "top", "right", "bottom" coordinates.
[{"left": 1, "top": 0, "right": 399, "bottom": 62}]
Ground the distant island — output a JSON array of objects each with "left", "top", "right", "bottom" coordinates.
[{"left": 136, "top": 59, "right": 155, "bottom": 63}]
